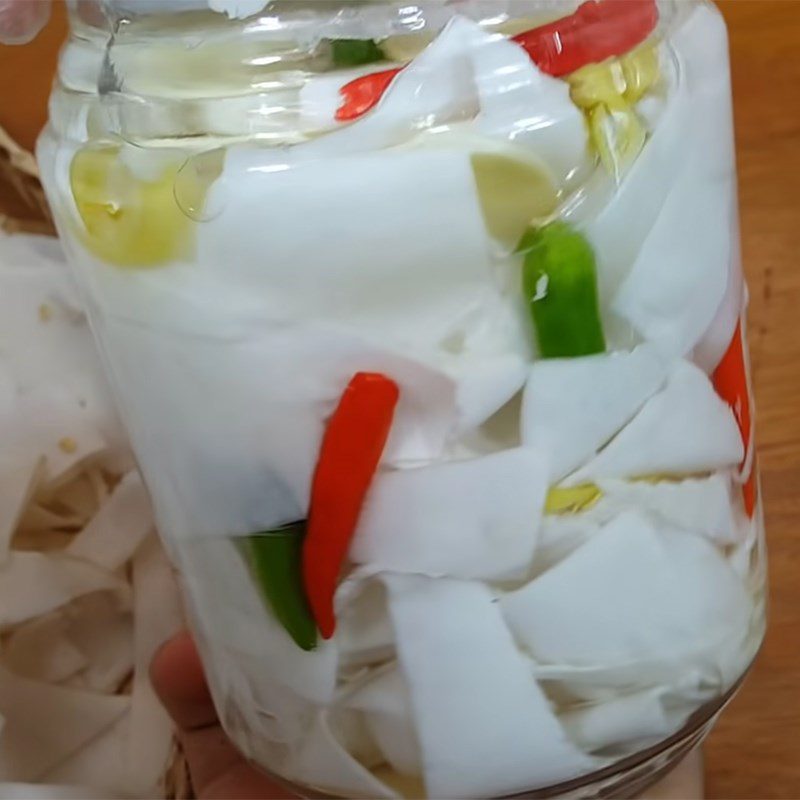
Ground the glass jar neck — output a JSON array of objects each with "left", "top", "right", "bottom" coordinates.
[{"left": 54, "top": 1, "right": 580, "bottom": 146}]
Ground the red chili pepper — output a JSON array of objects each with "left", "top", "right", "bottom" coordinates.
[
  {"left": 303, "top": 372, "right": 399, "bottom": 638},
  {"left": 513, "top": 0, "right": 658, "bottom": 77},
  {"left": 713, "top": 320, "right": 757, "bottom": 516},
  {"left": 741, "top": 459, "right": 757, "bottom": 518},
  {"left": 336, "top": 0, "right": 658, "bottom": 122},
  {"left": 336, "top": 67, "right": 401, "bottom": 121}
]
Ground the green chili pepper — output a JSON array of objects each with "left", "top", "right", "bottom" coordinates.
[
  {"left": 519, "top": 222, "right": 606, "bottom": 358},
  {"left": 241, "top": 523, "right": 317, "bottom": 651},
  {"left": 329, "top": 38, "right": 385, "bottom": 67}
]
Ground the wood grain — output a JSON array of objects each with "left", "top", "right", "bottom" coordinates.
[
  {"left": 705, "top": 2, "right": 800, "bottom": 797},
  {"left": 0, "top": 0, "right": 66, "bottom": 223}
]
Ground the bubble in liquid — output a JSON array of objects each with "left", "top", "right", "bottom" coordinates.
[{"left": 174, "top": 148, "right": 227, "bottom": 223}]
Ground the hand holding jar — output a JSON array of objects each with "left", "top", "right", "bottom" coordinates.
[{"left": 0, "top": 0, "right": 50, "bottom": 44}]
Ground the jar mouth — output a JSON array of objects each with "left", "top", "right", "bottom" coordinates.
[
  {"left": 54, "top": 0, "right": 681, "bottom": 146},
  {"left": 97, "top": 1, "right": 585, "bottom": 99},
  {"left": 57, "top": 2, "right": 569, "bottom": 145}
]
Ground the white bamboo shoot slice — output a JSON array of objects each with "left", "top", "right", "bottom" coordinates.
[
  {"left": 565, "top": 361, "right": 742, "bottom": 486},
  {"left": 66, "top": 471, "right": 154, "bottom": 571},
  {"left": 501, "top": 511, "right": 751, "bottom": 676},
  {"left": 347, "top": 667, "right": 423, "bottom": 778},
  {"left": 522, "top": 345, "right": 669, "bottom": 483},
  {"left": 352, "top": 448, "right": 548, "bottom": 580},
  {"left": 384, "top": 574, "right": 596, "bottom": 798},
  {"left": 597, "top": 475, "right": 738, "bottom": 545}
]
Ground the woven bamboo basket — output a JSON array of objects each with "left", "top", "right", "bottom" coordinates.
[
  {"left": 0, "top": 122, "right": 55, "bottom": 235},
  {"left": 0, "top": 118, "right": 192, "bottom": 800}
]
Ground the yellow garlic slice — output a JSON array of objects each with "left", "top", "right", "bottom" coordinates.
[{"left": 70, "top": 146, "right": 202, "bottom": 268}]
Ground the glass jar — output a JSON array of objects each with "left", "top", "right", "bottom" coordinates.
[{"left": 39, "top": 1, "right": 767, "bottom": 797}]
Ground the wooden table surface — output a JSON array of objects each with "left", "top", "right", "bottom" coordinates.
[{"left": 705, "top": 2, "right": 800, "bottom": 797}]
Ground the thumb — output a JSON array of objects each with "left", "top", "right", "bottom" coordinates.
[{"left": 0, "top": 0, "right": 51, "bottom": 45}]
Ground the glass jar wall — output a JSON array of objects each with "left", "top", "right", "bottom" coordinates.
[{"left": 38, "top": 1, "right": 766, "bottom": 797}]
